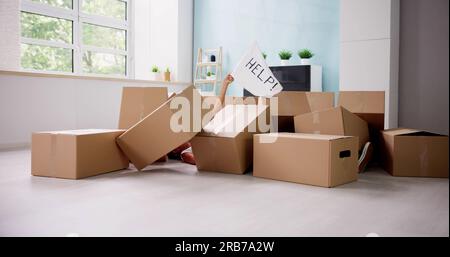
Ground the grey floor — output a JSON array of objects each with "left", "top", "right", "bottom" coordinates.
[{"left": 0, "top": 149, "right": 448, "bottom": 237}]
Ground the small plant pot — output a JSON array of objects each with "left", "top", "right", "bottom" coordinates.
[
  {"left": 301, "top": 59, "right": 311, "bottom": 65},
  {"left": 280, "top": 59, "right": 289, "bottom": 66},
  {"left": 151, "top": 72, "right": 161, "bottom": 81},
  {"left": 206, "top": 75, "right": 216, "bottom": 81},
  {"left": 164, "top": 72, "right": 171, "bottom": 82}
]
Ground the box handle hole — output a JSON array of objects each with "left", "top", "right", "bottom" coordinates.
[{"left": 339, "top": 150, "right": 351, "bottom": 158}]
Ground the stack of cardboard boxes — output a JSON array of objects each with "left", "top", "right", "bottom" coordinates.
[{"left": 31, "top": 87, "right": 449, "bottom": 187}]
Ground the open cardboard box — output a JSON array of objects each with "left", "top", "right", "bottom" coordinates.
[
  {"left": 253, "top": 133, "right": 358, "bottom": 188},
  {"left": 118, "top": 87, "right": 169, "bottom": 129},
  {"left": 339, "top": 91, "right": 385, "bottom": 161},
  {"left": 118, "top": 87, "right": 170, "bottom": 162},
  {"left": 116, "top": 86, "right": 204, "bottom": 170},
  {"left": 268, "top": 91, "right": 335, "bottom": 132},
  {"left": 32, "top": 129, "right": 129, "bottom": 179},
  {"left": 294, "top": 106, "right": 369, "bottom": 150},
  {"left": 191, "top": 104, "right": 269, "bottom": 174},
  {"left": 381, "top": 128, "right": 449, "bottom": 178}
]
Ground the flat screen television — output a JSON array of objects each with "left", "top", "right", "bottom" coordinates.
[{"left": 244, "top": 65, "right": 311, "bottom": 96}]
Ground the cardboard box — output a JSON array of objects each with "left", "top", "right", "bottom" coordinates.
[
  {"left": 32, "top": 129, "right": 129, "bottom": 179},
  {"left": 118, "top": 87, "right": 170, "bottom": 163},
  {"left": 270, "top": 91, "right": 335, "bottom": 132},
  {"left": 191, "top": 104, "right": 268, "bottom": 174},
  {"left": 294, "top": 106, "right": 369, "bottom": 150},
  {"left": 381, "top": 128, "right": 449, "bottom": 178},
  {"left": 338, "top": 91, "right": 385, "bottom": 162},
  {"left": 338, "top": 91, "right": 385, "bottom": 130},
  {"left": 118, "top": 87, "right": 169, "bottom": 129},
  {"left": 116, "top": 86, "right": 203, "bottom": 170},
  {"left": 253, "top": 133, "right": 358, "bottom": 188}
]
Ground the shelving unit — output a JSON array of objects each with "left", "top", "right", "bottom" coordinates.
[{"left": 194, "top": 47, "right": 223, "bottom": 96}]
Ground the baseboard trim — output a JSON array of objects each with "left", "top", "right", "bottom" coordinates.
[{"left": 0, "top": 143, "right": 30, "bottom": 151}]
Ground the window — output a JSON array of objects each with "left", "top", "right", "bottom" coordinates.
[{"left": 20, "top": 0, "right": 131, "bottom": 77}]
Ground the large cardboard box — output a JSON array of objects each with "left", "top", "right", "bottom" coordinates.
[
  {"left": 118, "top": 87, "right": 170, "bottom": 162},
  {"left": 381, "top": 128, "right": 449, "bottom": 178},
  {"left": 118, "top": 87, "right": 169, "bottom": 129},
  {"left": 191, "top": 104, "right": 268, "bottom": 174},
  {"left": 338, "top": 91, "right": 385, "bottom": 161},
  {"left": 32, "top": 129, "right": 129, "bottom": 179},
  {"left": 270, "top": 91, "right": 335, "bottom": 132},
  {"left": 294, "top": 106, "right": 369, "bottom": 150},
  {"left": 338, "top": 91, "right": 385, "bottom": 130},
  {"left": 253, "top": 133, "right": 358, "bottom": 188},
  {"left": 116, "top": 86, "right": 203, "bottom": 170}
]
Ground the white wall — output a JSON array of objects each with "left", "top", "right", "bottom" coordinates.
[
  {"left": 0, "top": 0, "right": 20, "bottom": 70},
  {"left": 134, "top": 0, "right": 193, "bottom": 82},
  {"left": 339, "top": 0, "right": 400, "bottom": 129},
  {"left": 133, "top": 0, "right": 152, "bottom": 80},
  {"left": 0, "top": 72, "right": 188, "bottom": 149},
  {"left": 177, "top": 0, "right": 194, "bottom": 82}
]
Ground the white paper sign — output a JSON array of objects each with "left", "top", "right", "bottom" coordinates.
[{"left": 232, "top": 42, "right": 283, "bottom": 97}]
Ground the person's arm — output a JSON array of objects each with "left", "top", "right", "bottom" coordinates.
[{"left": 211, "top": 74, "right": 234, "bottom": 115}]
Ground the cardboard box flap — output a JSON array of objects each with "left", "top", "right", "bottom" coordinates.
[
  {"left": 38, "top": 129, "right": 124, "bottom": 135},
  {"left": 202, "top": 104, "right": 267, "bottom": 138},
  {"left": 274, "top": 91, "right": 334, "bottom": 116},
  {"left": 338, "top": 91, "right": 385, "bottom": 114},
  {"left": 256, "top": 133, "right": 353, "bottom": 141},
  {"left": 307, "top": 92, "right": 335, "bottom": 112},
  {"left": 118, "top": 87, "right": 169, "bottom": 129},
  {"left": 275, "top": 91, "right": 311, "bottom": 116},
  {"left": 383, "top": 128, "right": 423, "bottom": 136}
]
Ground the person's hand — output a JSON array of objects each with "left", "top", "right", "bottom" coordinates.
[{"left": 223, "top": 74, "right": 234, "bottom": 86}]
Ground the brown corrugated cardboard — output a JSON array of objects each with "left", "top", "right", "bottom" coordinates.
[
  {"left": 116, "top": 86, "right": 203, "bottom": 170},
  {"left": 118, "top": 87, "right": 170, "bottom": 163},
  {"left": 338, "top": 91, "right": 385, "bottom": 162},
  {"left": 270, "top": 91, "right": 335, "bottom": 132},
  {"left": 381, "top": 128, "right": 449, "bottom": 178},
  {"left": 191, "top": 104, "right": 269, "bottom": 174},
  {"left": 32, "top": 129, "right": 129, "bottom": 179},
  {"left": 253, "top": 133, "right": 358, "bottom": 188},
  {"left": 118, "top": 87, "right": 169, "bottom": 129},
  {"left": 338, "top": 91, "right": 385, "bottom": 130},
  {"left": 293, "top": 106, "right": 369, "bottom": 150}
]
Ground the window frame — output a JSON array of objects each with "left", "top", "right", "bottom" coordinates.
[{"left": 20, "top": 0, "right": 133, "bottom": 78}]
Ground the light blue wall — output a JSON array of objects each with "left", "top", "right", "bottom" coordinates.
[{"left": 193, "top": 0, "right": 340, "bottom": 95}]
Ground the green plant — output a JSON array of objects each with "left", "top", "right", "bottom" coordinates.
[
  {"left": 165, "top": 67, "right": 170, "bottom": 73},
  {"left": 278, "top": 50, "right": 292, "bottom": 60},
  {"left": 262, "top": 52, "right": 267, "bottom": 60},
  {"left": 298, "top": 49, "right": 314, "bottom": 59},
  {"left": 151, "top": 65, "right": 159, "bottom": 73},
  {"left": 207, "top": 71, "right": 215, "bottom": 77}
]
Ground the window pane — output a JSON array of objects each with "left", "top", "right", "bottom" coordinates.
[
  {"left": 83, "top": 51, "right": 126, "bottom": 75},
  {"left": 82, "top": 23, "right": 126, "bottom": 50},
  {"left": 21, "top": 43, "right": 73, "bottom": 72},
  {"left": 21, "top": 12, "right": 72, "bottom": 44},
  {"left": 30, "top": 0, "right": 72, "bottom": 9},
  {"left": 82, "top": 0, "right": 126, "bottom": 20}
]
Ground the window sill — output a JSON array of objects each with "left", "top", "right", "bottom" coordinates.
[{"left": 0, "top": 69, "right": 192, "bottom": 86}]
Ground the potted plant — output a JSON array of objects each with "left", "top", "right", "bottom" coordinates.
[
  {"left": 278, "top": 50, "right": 292, "bottom": 66},
  {"left": 164, "top": 67, "right": 171, "bottom": 82},
  {"left": 151, "top": 65, "right": 160, "bottom": 80},
  {"left": 262, "top": 52, "right": 267, "bottom": 60},
  {"left": 206, "top": 71, "right": 216, "bottom": 80},
  {"left": 298, "top": 49, "right": 314, "bottom": 65}
]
